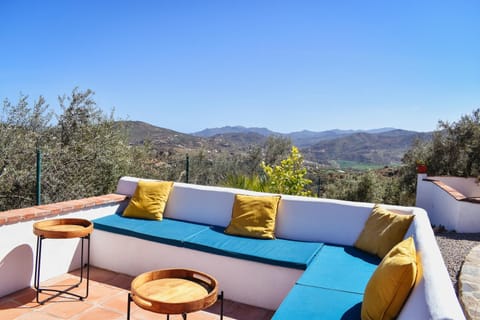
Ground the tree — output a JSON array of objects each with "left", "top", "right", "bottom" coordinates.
[
  {"left": 322, "top": 170, "right": 406, "bottom": 205},
  {"left": 0, "top": 88, "right": 155, "bottom": 210},
  {"left": 429, "top": 109, "right": 480, "bottom": 176},
  {"left": 399, "top": 138, "right": 432, "bottom": 197},
  {"left": 40, "top": 89, "right": 133, "bottom": 202},
  {"left": 0, "top": 95, "right": 51, "bottom": 209},
  {"left": 261, "top": 146, "right": 312, "bottom": 196},
  {"left": 401, "top": 108, "right": 480, "bottom": 178},
  {"left": 263, "top": 136, "right": 292, "bottom": 166}
]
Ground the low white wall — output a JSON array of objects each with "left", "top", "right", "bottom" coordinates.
[
  {"left": 416, "top": 173, "right": 434, "bottom": 215},
  {"left": 458, "top": 201, "right": 480, "bottom": 233},
  {"left": 0, "top": 203, "right": 122, "bottom": 298},
  {"left": 432, "top": 182, "right": 460, "bottom": 230},
  {"left": 416, "top": 174, "right": 480, "bottom": 232}
]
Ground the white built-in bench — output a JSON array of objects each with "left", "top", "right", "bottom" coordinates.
[{"left": 89, "top": 176, "right": 465, "bottom": 319}]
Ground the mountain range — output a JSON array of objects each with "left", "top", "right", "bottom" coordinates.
[
  {"left": 121, "top": 121, "right": 432, "bottom": 166},
  {"left": 193, "top": 126, "right": 399, "bottom": 147}
]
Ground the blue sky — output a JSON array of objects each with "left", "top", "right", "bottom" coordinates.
[{"left": 1, "top": 1, "right": 479, "bottom": 134}]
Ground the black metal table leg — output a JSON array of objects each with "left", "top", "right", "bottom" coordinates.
[
  {"left": 33, "top": 235, "right": 42, "bottom": 298},
  {"left": 34, "top": 234, "right": 91, "bottom": 304},
  {"left": 127, "top": 293, "right": 132, "bottom": 320},
  {"left": 219, "top": 291, "right": 224, "bottom": 320}
]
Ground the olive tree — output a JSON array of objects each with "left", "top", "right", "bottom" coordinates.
[
  {"left": 0, "top": 88, "right": 153, "bottom": 210},
  {"left": 0, "top": 95, "right": 52, "bottom": 209}
]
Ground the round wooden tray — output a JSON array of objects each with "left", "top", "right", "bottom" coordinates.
[
  {"left": 33, "top": 218, "right": 93, "bottom": 239},
  {"left": 131, "top": 268, "right": 218, "bottom": 315}
]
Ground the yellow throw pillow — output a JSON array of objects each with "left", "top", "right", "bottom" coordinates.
[
  {"left": 225, "top": 194, "right": 281, "bottom": 239},
  {"left": 354, "top": 204, "right": 414, "bottom": 258},
  {"left": 361, "top": 237, "right": 418, "bottom": 320},
  {"left": 415, "top": 252, "right": 423, "bottom": 287},
  {"left": 122, "top": 180, "right": 173, "bottom": 220}
]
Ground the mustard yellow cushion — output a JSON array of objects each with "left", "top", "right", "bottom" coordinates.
[
  {"left": 225, "top": 194, "right": 281, "bottom": 239},
  {"left": 354, "top": 204, "right": 414, "bottom": 258},
  {"left": 361, "top": 237, "right": 418, "bottom": 320},
  {"left": 122, "top": 180, "right": 173, "bottom": 220}
]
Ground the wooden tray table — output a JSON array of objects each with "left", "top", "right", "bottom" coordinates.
[
  {"left": 33, "top": 218, "right": 93, "bottom": 304},
  {"left": 33, "top": 218, "right": 93, "bottom": 239},
  {"left": 128, "top": 268, "right": 223, "bottom": 320}
]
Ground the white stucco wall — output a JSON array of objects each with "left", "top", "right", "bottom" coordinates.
[
  {"left": 416, "top": 174, "right": 480, "bottom": 232},
  {"left": 0, "top": 203, "right": 122, "bottom": 298},
  {"left": 457, "top": 201, "right": 480, "bottom": 233}
]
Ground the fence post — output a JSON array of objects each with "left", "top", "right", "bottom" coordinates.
[
  {"left": 185, "top": 154, "right": 189, "bottom": 183},
  {"left": 36, "top": 149, "right": 42, "bottom": 205},
  {"left": 317, "top": 176, "right": 321, "bottom": 197}
]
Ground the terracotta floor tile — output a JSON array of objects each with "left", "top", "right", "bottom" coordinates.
[
  {"left": 73, "top": 266, "right": 118, "bottom": 284},
  {"left": 0, "top": 300, "right": 31, "bottom": 318},
  {"left": 69, "top": 281, "right": 122, "bottom": 304},
  {"left": 222, "top": 300, "right": 274, "bottom": 320},
  {"left": 127, "top": 303, "right": 164, "bottom": 320},
  {"left": 41, "top": 300, "right": 93, "bottom": 318},
  {"left": 4, "top": 287, "right": 43, "bottom": 309},
  {"left": 16, "top": 310, "right": 61, "bottom": 320},
  {"left": 35, "top": 290, "right": 82, "bottom": 305},
  {"left": 168, "top": 314, "right": 205, "bottom": 320},
  {"left": 0, "top": 267, "right": 275, "bottom": 320},
  {"left": 40, "top": 277, "right": 87, "bottom": 295},
  {"left": 74, "top": 306, "right": 123, "bottom": 320},
  {"left": 187, "top": 310, "right": 223, "bottom": 320},
  {"left": 107, "top": 273, "right": 134, "bottom": 290},
  {"left": 101, "top": 291, "right": 131, "bottom": 314},
  {"left": 127, "top": 304, "right": 217, "bottom": 320},
  {"left": 5, "top": 287, "right": 35, "bottom": 303}
]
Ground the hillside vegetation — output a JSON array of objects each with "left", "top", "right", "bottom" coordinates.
[
  {"left": 1, "top": 88, "right": 477, "bottom": 211},
  {"left": 126, "top": 121, "right": 431, "bottom": 167}
]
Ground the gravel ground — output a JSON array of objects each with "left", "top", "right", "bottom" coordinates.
[{"left": 435, "top": 232, "right": 480, "bottom": 294}]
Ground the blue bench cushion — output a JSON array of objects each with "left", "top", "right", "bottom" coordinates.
[
  {"left": 93, "top": 215, "right": 323, "bottom": 269},
  {"left": 296, "top": 244, "right": 380, "bottom": 294},
  {"left": 272, "top": 284, "right": 363, "bottom": 320},
  {"left": 93, "top": 214, "right": 210, "bottom": 247},
  {"left": 183, "top": 227, "right": 324, "bottom": 269}
]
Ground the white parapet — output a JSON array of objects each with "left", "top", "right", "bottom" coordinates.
[{"left": 416, "top": 173, "right": 480, "bottom": 232}]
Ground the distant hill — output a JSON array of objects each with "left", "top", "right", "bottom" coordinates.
[
  {"left": 193, "top": 126, "right": 399, "bottom": 147},
  {"left": 119, "top": 121, "right": 205, "bottom": 152},
  {"left": 119, "top": 121, "right": 267, "bottom": 154},
  {"left": 303, "top": 129, "right": 432, "bottom": 165},
  {"left": 121, "top": 121, "right": 431, "bottom": 165},
  {"left": 193, "top": 126, "right": 277, "bottom": 137},
  {"left": 206, "top": 132, "right": 268, "bottom": 149}
]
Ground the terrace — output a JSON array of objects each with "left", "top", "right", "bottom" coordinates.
[
  {"left": 0, "top": 176, "right": 470, "bottom": 319},
  {"left": 0, "top": 266, "right": 273, "bottom": 320},
  {"left": 0, "top": 193, "right": 275, "bottom": 320}
]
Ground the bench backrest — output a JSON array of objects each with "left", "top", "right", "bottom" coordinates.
[{"left": 116, "top": 177, "right": 416, "bottom": 246}]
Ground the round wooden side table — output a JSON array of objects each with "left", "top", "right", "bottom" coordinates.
[
  {"left": 33, "top": 218, "right": 93, "bottom": 304},
  {"left": 127, "top": 268, "right": 224, "bottom": 320}
]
